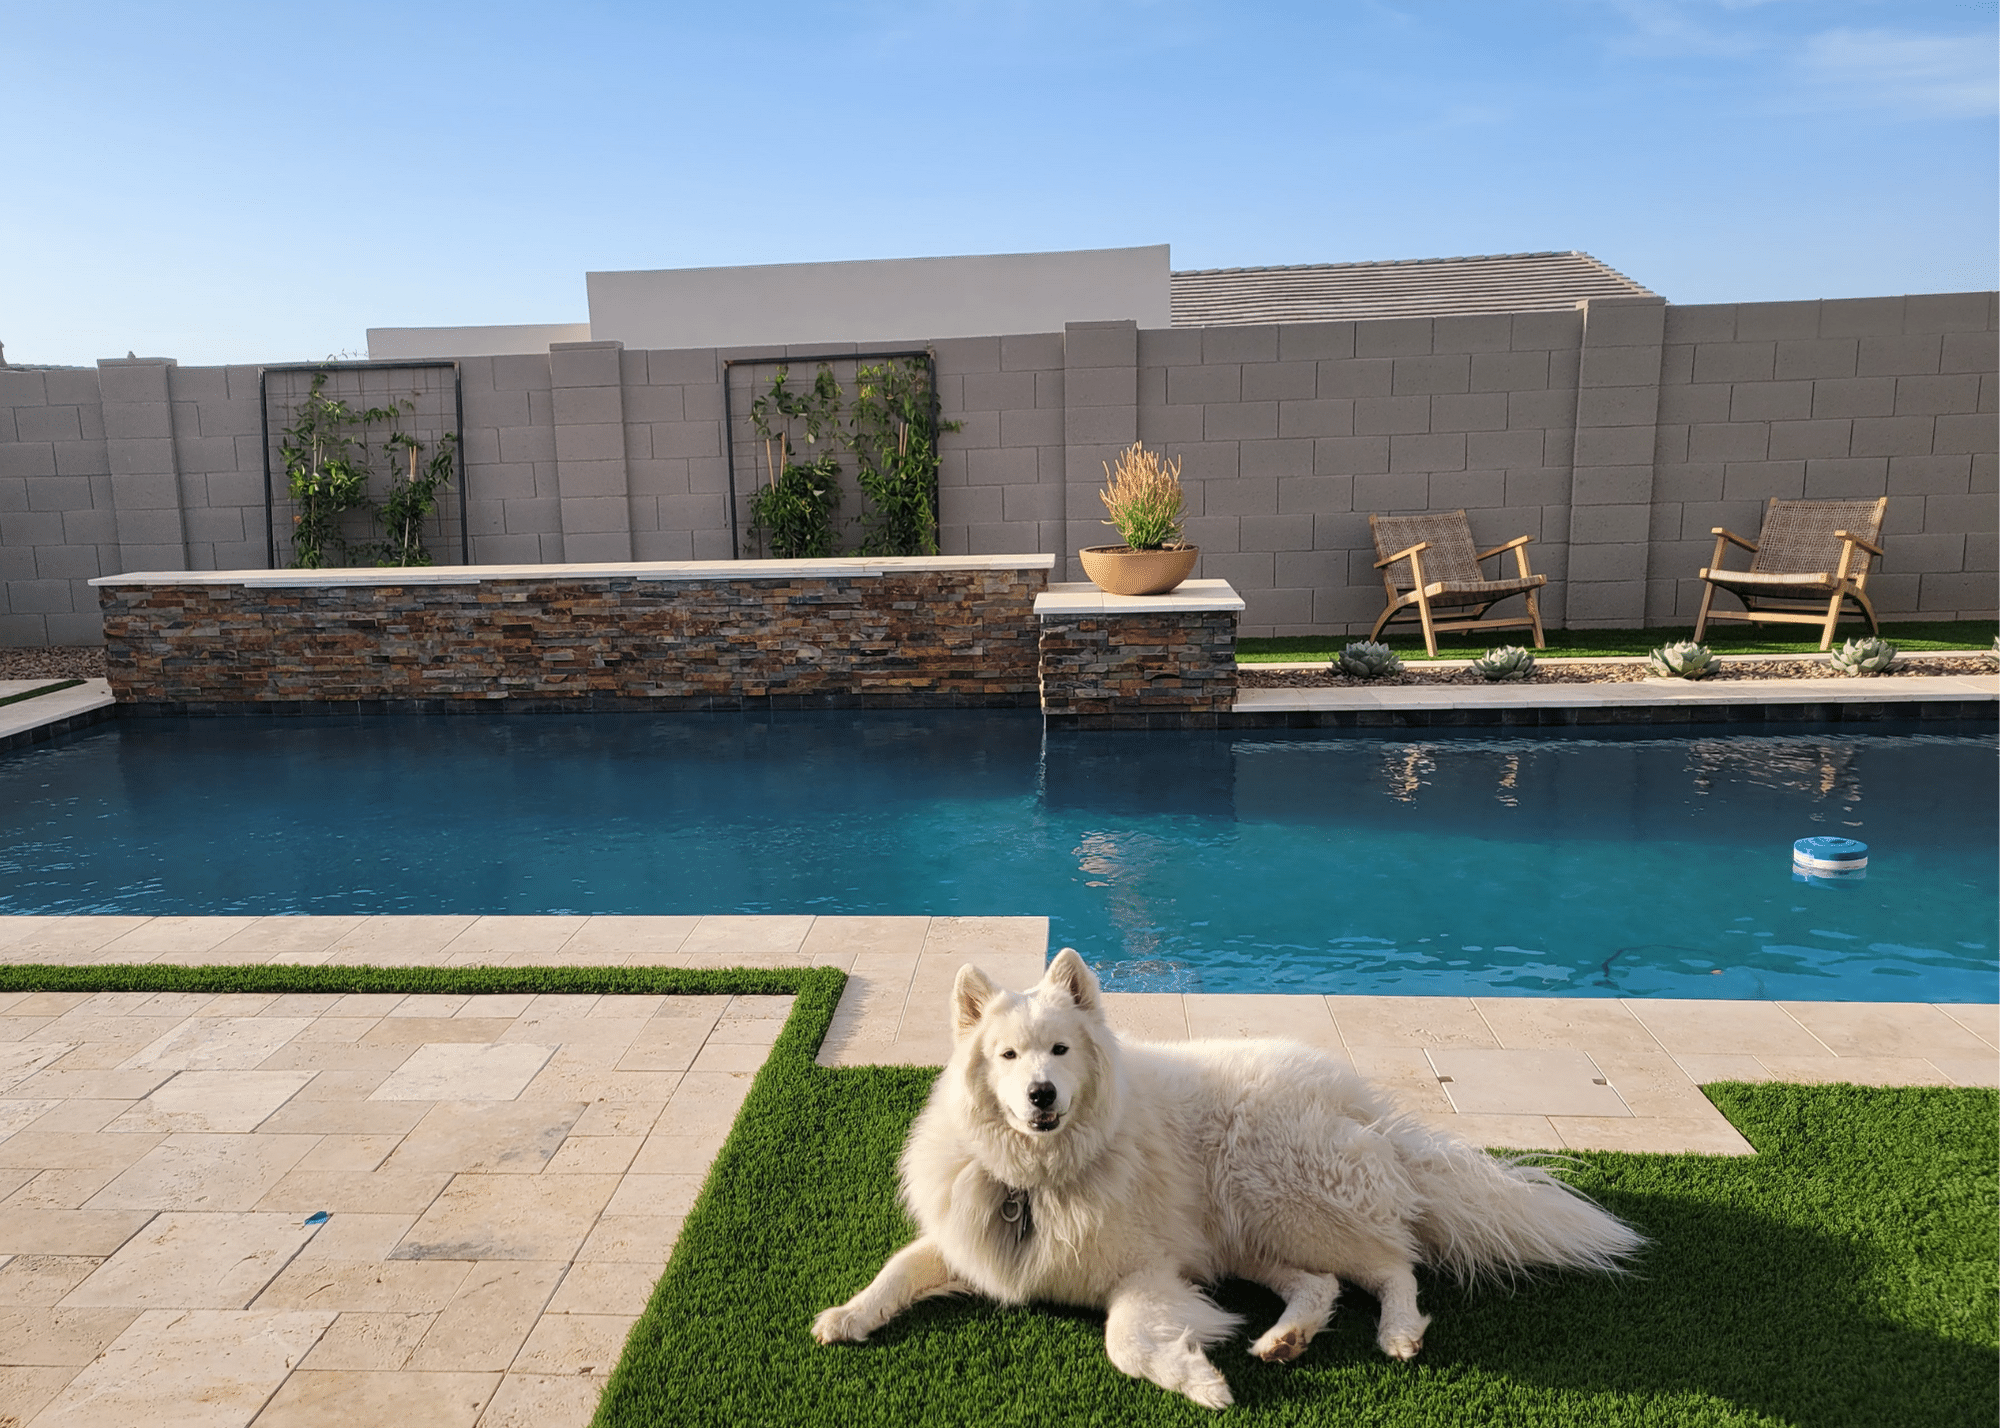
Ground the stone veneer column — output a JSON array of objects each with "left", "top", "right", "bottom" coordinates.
[
  {"left": 1563, "top": 296, "right": 1666, "bottom": 627},
  {"left": 549, "top": 340, "right": 633, "bottom": 562},
  {"left": 1062, "top": 320, "right": 1138, "bottom": 582},
  {"left": 97, "top": 357, "right": 189, "bottom": 573},
  {"left": 1035, "top": 578, "right": 1243, "bottom": 724}
]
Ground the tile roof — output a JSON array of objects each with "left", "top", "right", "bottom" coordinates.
[{"left": 1169, "top": 251, "right": 1657, "bottom": 326}]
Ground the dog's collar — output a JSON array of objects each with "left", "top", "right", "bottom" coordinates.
[{"left": 998, "top": 1186, "right": 1033, "bottom": 1244}]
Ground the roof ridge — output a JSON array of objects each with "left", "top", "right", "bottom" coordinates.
[
  {"left": 1171, "top": 251, "right": 1605, "bottom": 277},
  {"left": 1168, "top": 251, "right": 1659, "bottom": 325}
]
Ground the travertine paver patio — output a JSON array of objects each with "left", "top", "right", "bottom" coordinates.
[
  {"left": 0, "top": 985, "right": 790, "bottom": 1426},
  {"left": 0, "top": 913, "right": 1995, "bottom": 1426}
]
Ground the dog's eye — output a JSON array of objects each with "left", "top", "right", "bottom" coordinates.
[
  {"left": 1052, "top": 1044, "right": 1068, "bottom": 1056},
  {"left": 999, "top": 1049, "right": 1017, "bottom": 1060}
]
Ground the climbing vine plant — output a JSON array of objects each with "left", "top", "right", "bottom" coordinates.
[
  {"left": 276, "top": 371, "right": 458, "bottom": 568},
  {"left": 741, "top": 355, "right": 956, "bottom": 559},
  {"left": 380, "top": 431, "right": 461, "bottom": 567},
  {"left": 747, "top": 364, "right": 845, "bottom": 559},
  {"left": 850, "top": 357, "right": 959, "bottom": 557}
]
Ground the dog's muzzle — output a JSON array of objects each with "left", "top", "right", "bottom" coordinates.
[{"left": 1026, "top": 1081, "right": 1061, "bottom": 1132}]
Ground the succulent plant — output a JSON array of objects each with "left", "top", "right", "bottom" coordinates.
[
  {"left": 1471, "top": 645, "right": 1537, "bottom": 681},
  {"left": 1829, "top": 636, "right": 1897, "bottom": 676},
  {"left": 1336, "top": 640, "right": 1405, "bottom": 679},
  {"left": 1648, "top": 640, "right": 1716, "bottom": 679}
]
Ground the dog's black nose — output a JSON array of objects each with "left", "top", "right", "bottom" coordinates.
[{"left": 1028, "top": 1081, "right": 1056, "bottom": 1110}]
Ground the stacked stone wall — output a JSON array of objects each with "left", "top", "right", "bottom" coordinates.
[
  {"left": 1037, "top": 610, "right": 1238, "bottom": 721},
  {"left": 99, "top": 568, "right": 1047, "bottom": 709}
]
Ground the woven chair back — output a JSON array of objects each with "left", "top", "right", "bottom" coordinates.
[
  {"left": 1751, "top": 499, "right": 1886, "bottom": 576},
  {"left": 1370, "top": 511, "right": 1482, "bottom": 589}
]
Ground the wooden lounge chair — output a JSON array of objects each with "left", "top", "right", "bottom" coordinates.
[
  {"left": 1368, "top": 510, "right": 1546, "bottom": 657},
  {"left": 1693, "top": 497, "right": 1887, "bottom": 651}
]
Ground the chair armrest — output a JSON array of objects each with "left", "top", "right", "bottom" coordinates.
[
  {"left": 1373, "top": 540, "right": 1430, "bottom": 570},
  {"left": 1710, "top": 527, "right": 1758, "bottom": 553},
  {"left": 1474, "top": 534, "right": 1533, "bottom": 561},
  {"left": 1834, "top": 530, "right": 1885, "bottom": 558}
]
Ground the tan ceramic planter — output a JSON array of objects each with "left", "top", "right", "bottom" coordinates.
[{"left": 1077, "top": 545, "right": 1200, "bottom": 596}]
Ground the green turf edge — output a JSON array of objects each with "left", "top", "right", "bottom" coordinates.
[
  {"left": 1238, "top": 619, "right": 2000, "bottom": 663},
  {"left": 594, "top": 965, "right": 851, "bottom": 1426},
  {"left": 0, "top": 678, "right": 83, "bottom": 709},
  {"left": 0, "top": 962, "right": 842, "bottom": 998}
]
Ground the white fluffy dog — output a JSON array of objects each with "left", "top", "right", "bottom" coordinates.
[{"left": 812, "top": 949, "right": 1644, "bottom": 1409}]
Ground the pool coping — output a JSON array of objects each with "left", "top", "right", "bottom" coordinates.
[{"left": 0, "top": 677, "right": 116, "bottom": 753}]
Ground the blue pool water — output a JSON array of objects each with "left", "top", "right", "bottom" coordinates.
[{"left": 2, "top": 712, "right": 1993, "bottom": 1001}]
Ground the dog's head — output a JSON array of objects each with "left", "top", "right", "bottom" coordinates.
[{"left": 952, "top": 947, "right": 1106, "bottom": 1139}]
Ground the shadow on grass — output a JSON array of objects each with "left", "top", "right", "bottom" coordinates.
[{"left": 597, "top": 1029, "right": 1998, "bottom": 1428}]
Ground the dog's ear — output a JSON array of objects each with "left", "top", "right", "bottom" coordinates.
[
  {"left": 1044, "top": 947, "right": 1102, "bottom": 1015},
  {"left": 952, "top": 963, "right": 997, "bottom": 1038}
]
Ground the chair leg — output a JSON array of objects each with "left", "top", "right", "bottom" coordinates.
[
  {"left": 1524, "top": 589, "right": 1545, "bottom": 649},
  {"left": 1694, "top": 581, "right": 1717, "bottom": 643},
  {"left": 1852, "top": 586, "right": 1880, "bottom": 637},
  {"left": 1369, "top": 605, "right": 1396, "bottom": 644},
  {"left": 1819, "top": 593, "right": 1842, "bottom": 651},
  {"left": 1414, "top": 592, "right": 1438, "bottom": 657}
]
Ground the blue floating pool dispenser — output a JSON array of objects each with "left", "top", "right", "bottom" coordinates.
[{"left": 1792, "top": 836, "right": 1868, "bottom": 884}]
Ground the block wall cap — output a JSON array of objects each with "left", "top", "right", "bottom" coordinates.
[
  {"left": 549, "top": 340, "right": 623, "bottom": 351},
  {"left": 1036, "top": 579, "right": 1246, "bottom": 615},
  {"left": 90, "top": 554, "right": 1058, "bottom": 588}
]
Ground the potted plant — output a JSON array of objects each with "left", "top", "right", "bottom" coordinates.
[{"left": 1079, "top": 441, "right": 1198, "bottom": 596}]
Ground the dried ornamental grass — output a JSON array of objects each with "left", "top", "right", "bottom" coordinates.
[{"left": 1098, "top": 442, "right": 1188, "bottom": 550}]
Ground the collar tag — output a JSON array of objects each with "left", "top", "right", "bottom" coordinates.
[{"left": 999, "top": 1187, "right": 1033, "bottom": 1244}]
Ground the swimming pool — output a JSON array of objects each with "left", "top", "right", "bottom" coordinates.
[{"left": 2, "top": 711, "right": 1992, "bottom": 1001}]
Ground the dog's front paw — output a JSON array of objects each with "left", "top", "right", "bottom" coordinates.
[
  {"left": 1376, "top": 1314, "right": 1429, "bottom": 1361},
  {"left": 812, "top": 1303, "right": 872, "bottom": 1344},
  {"left": 1250, "top": 1324, "right": 1310, "bottom": 1362}
]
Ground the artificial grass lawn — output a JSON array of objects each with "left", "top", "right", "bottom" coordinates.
[
  {"left": 1237, "top": 619, "right": 2000, "bottom": 664},
  {"left": 601, "top": 981, "right": 1997, "bottom": 1428}
]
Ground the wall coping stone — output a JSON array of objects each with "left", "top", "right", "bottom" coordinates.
[
  {"left": 1034, "top": 579, "right": 1246, "bottom": 616},
  {"left": 90, "top": 554, "right": 1059, "bottom": 589}
]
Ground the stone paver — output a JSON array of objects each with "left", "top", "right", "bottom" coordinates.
[
  {"left": 0, "top": 913, "right": 1991, "bottom": 1425},
  {"left": 0, "top": 932, "right": 796, "bottom": 1427}
]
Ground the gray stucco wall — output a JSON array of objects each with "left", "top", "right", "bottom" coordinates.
[{"left": 2, "top": 291, "right": 1992, "bottom": 645}]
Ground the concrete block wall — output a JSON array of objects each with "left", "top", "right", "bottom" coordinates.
[
  {"left": 933, "top": 332, "right": 1068, "bottom": 560},
  {"left": 1130, "top": 312, "right": 1589, "bottom": 633},
  {"left": 3, "top": 290, "right": 1993, "bottom": 644},
  {"left": 1647, "top": 293, "right": 1998, "bottom": 625},
  {"left": 0, "top": 366, "right": 115, "bottom": 644}
]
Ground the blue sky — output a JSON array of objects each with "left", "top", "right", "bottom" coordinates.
[{"left": 4, "top": 0, "right": 1994, "bottom": 366}]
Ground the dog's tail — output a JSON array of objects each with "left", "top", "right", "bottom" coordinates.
[{"left": 1384, "top": 1117, "right": 1645, "bottom": 1281}]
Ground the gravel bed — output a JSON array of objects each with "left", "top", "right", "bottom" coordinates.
[
  {"left": 0, "top": 647, "right": 107, "bottom": 682},
  {"left": 1240, "top": 655, "right": 1999, "bottom": 688}
]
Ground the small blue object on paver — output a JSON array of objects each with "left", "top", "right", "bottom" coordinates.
[{"left": 304, "top": 1211, "right": 330, "bottom": 1225}]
